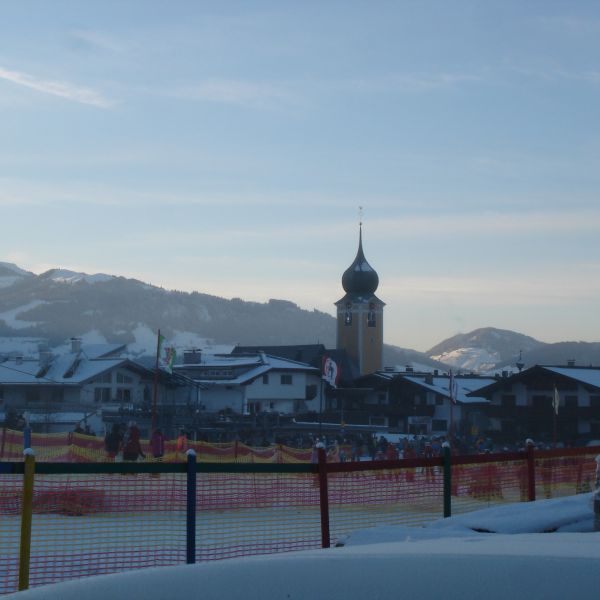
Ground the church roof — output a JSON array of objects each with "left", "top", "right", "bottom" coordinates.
[{"left": 340, "top": 225, "right": 379, "bottom": 296}]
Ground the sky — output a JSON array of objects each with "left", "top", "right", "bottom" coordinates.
[{"left": 1, "top": 1, "right": 600, "bottom": 352}]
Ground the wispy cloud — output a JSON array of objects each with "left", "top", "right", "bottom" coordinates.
[
  {"left": 172, "top": 79, "right": 296, "bottom": 109},
  {"left": 0, "top": 66, "right": 114, "bottom": 108},
  {"left": 70, "top": 29, "right": 124, "bottom": 54},
  {"left": 344, "top": 72, "right": 483, "bottom": 94}
]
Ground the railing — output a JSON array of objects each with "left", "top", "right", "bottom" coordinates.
[{"left": 1, "top": 444, "right": 599, "bottom": 594}]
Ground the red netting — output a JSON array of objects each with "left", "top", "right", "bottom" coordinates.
[
  {"left": 0, "top": 474, "right": 21, "bottom": 595},
  {"left": 25, "top": 473, "right": 187, "bottom": 590},
  {"left": 328, "top": 463, "right": 444, "bottom": 543}
]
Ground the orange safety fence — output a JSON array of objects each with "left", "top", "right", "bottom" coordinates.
[
  {"left": 1, "top": 445, "right": 599, "bottom": 595},
  {"left": 0, "top": 428, "right": 313, "bottom": 463}
]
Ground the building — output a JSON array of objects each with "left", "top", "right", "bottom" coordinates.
[
  {"left": 345, "top": 368, "right": 492, "bottom": 435},
  {"left": 0, "top": 339, "right": 165, "bottom": 433},
  {"left": 471, "top": 365, "right": 600, "bottom": 443},
  {"left": 174, "top": 350, "right": 322, "bottom": 417},
  {"left": 335, "top": 225, "right": 384, "bottom": 376}
]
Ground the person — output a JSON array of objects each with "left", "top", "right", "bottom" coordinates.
[
  {"left": 176, "top": 429, "right": 187, "bottom": 460},
  {"left": 104, "top": 424, "right": 122, "bottom": 461},
  {"left": 73, "top": 423, "right": 84, "bottom": 435},
  {"left": 150, "top": 428, "right": 165, "bottom": 461},
  {"left": 122, "top": 421, "right": 145, "bottom": 462}
]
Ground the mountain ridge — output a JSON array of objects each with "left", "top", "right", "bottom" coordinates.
[{"left": 1, "top": 263, "right": 598, "bottom": 372}]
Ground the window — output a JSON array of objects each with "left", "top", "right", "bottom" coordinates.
[
  {"left": 591, "top": 396, "right": 600, "bottom": 409},
  {"left": 281, "top": 374, "right": 292, "bottom": 385},
  {"left": 501, "top": 395, "right": 516, "bottom": 408},
  {"left": 344, "top": 311, "right": 352, "bottom": 325},
  {"left": 432, "top": 419, "right": 447, "bottom": 432},
  {"left": 94, "top": 388, "right": 111, "bottom": 403},
  {"left": 95, "top": 372, "right": 112, "bottom": 384},
  {"left": 116, "top": 372, "right": 133, "bottom": 384},
  {"left": 25, "top": 390, "right": 40, "bottom": 403},
  {"left": 565, "top": 395, "right": 578, "bottom": 408},
  {"left": 435, "top": 395, "right": 444, "bottom": 405},
  {"left": 367, "top": 302, "right": 376, "bottom": 327},
  {"left": 116, "top": 388, "right": 131, "bottom": 402},
  {"left": 262, "top": 374, "right": 269, "bottom": 384}
]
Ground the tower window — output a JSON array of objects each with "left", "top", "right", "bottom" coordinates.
[
  {"left": 344, "top": 312, "right": 352, "bottom": 325},
  {"left": 367, "top": 302, "right": 376, "bottom": 327}
]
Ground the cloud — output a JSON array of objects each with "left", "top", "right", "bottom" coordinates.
[
  {"left": 0, "top": 66, "right": 114, "bottom": 108},
  {"left": 70, "top": 29, "right": 124, "bottom": 54},
  {"left": 172, "top": 79, "right": 296, "bottom": 108}
]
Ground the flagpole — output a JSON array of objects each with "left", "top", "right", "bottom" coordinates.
[{"left": 151, "top": 329, "right": 161, "bottom": 431}]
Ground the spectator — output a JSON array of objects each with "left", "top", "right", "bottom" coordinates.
[{"left": 122, "top": 421, "right": 145, "bottom": 462}]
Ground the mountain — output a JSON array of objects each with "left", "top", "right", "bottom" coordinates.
[
  {"left": 427, "top": 327, "right": 600, "bottom": 373},
  {"left": 0, "top": 263, "right": 443, "bottom": 369}
]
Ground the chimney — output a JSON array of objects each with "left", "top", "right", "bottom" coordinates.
[
  {"left": 502, "top": 370, "right": 509, "bottom": 378},
  {"left": 184, "top": 349, "right": 202, "bottom": 365},
  {"left": 70, "top": 337, "right": 82, "bottom": 354},
  {"left": 15, "top": 355, "right": 23, "bottom": 365},
  {"left": 425, "top": 373, "right": 433, "bottom": 385},
  {"left": 433, "top": 369, "right": 439, "bottom": 376}
]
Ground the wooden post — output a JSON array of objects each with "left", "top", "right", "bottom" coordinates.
[
  {"left": 317, "top": 447, "right": 330, "bottom": 548},
  {"left": 442, "top": 443, "right": 452, "bottom": 518},
  {"left": 526, "top": 439, "right": 536, "bottom": 502},
  {"left": 18, "top": 450, "right": 35, "bottom": 590},
  {"left": 186, "top": 449, "right": 197, "bottom": 564}
]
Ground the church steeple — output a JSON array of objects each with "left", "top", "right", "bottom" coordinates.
[
  {"left": 335, "top": 224, "right": 385, "bottom": 376},
  {"left": 341, "top": 224, "right": 379, "bottom": 296}
]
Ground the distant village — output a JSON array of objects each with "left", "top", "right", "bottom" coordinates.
[{"left": 2, "top": 227, "right": 600, "bottom": 454}]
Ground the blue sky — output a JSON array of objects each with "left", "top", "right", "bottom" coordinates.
[{"left": 1, "top": 1, "right": 600, "bottom": 351}]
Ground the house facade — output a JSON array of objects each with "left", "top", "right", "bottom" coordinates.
[{"left": 471, "top": 365, "right": 600, "bottom": 443}]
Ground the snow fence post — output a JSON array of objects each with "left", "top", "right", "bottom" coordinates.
[
  {"left": 526, "top": 439, "right": 536, "bottom": 502},
  {"left": 442, "top": 442, "right": 452, "bottom": 518},
  {"left": 594, "top": 455, "right": 600, "bottom": 532},
  {"left": 18, "top": 448, "right": 35, "bottom": 591},
  {"left": 186, "top": 449, "right": 197, "bottom": 564},
  {"left": 317, "top": 447, "right": 330, "bottom": 548}
]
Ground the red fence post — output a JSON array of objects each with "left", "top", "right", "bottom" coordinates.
[
  {"left": 317, "top": 447, "right": 330, "bottom": 548},
  {"left": 526, "top": 439, "right": 536, "bottom": 502}
]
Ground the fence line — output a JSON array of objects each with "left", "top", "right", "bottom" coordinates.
[
  {"left": 1, "top": 445, "right": 599, "bottom": 594},
  {"left": 0, "top": 428, "right": 313, "bottom": 463}
]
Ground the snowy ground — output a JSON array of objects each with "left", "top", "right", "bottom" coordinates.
[{"left": 8, "top": 493, "right": 600, "bottom": 600}]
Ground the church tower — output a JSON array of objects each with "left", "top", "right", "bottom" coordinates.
[{"left": 335, "top": 225, "right": 384, "bottom": 375}]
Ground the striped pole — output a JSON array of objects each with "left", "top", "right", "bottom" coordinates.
[
  {"left": 317, "top": 447, "right": 330, "bottom": 548},
  {"left": 18, "top": 449, "right": 35, "bottom": 590},
  {"left": 186, "top": 449, "right": 197, "bottom": 564}
]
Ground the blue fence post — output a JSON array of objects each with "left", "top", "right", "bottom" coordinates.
[
  {"left": 442, "top": 442, "right": 452, "bottom": 518},
  {"left": 186, "top": 449, "right": 197, "bottom": 564}
]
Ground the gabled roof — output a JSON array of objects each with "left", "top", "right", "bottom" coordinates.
[
  {"left": 174, "top": 353, "right": 319, "bottom": 386},
  {"left": 403, "top": 376, "right": 494, "bottom": 404},
  {"left": 0, "top": 356, "right": 151, "bottom": 386},
  {"left": 468, "top": 365, "right": 600, "bottom": 396}
]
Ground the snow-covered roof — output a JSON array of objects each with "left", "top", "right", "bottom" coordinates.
[
  {"left": 0, "top": 356, "right": 134, "bottom": 385},
  {"left": 542, "top": 366, "right": 600, "bottom": 390},
  {"left": 403, "top": 376, "right": 494, "bottom": 404},
  {"left": 175, "top": 353, "right": 319, "bottom": 386}
]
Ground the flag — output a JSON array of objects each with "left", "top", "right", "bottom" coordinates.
[
  {"left": 157, "top": 333, "right": 165, "bottom": 358},
  {"left": 163, "top": 347, "right": 176, "bottom": 374},
  {"left": 448, "top": 370, "right": 458, "bottom": 405},
  {"left": 553, "top": 385, "right": 560, "bottom": 415},
  {"left": 322, "top": 355, "right": 340, "bottom": 388}
]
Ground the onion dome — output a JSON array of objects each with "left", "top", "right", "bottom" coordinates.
[{"left": 341, "top": 226, "right": 379, "bottom": 295}]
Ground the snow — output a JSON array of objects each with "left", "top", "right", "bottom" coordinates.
[
  {"left": 43, "top": 269, "right": 114, "bottom": 284},
  {"left": 0, "top": 300, "right": 48, "bottom": 330},
  {"left": 431, "top": 347, "right": 502, "bottom": 373},
  {"left": 7, "top": 494, "right": 600, "bottom": 600}
]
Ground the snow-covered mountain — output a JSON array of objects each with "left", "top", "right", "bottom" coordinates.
[
  {"left": 0, "top": 262, "right": 444, "bottom": 369},
  {"left": 428, "top": 327, "right": 600, "bottom": 373},
  {"left": 0, "top": 262, "right": 34, "bottom": 288}
]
